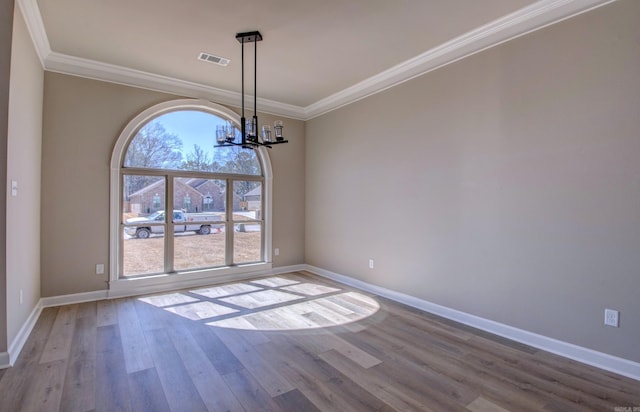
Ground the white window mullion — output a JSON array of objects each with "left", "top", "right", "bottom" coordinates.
[
  {"left": 225, "top": 178, "right": 234, "bottom": 266},
  {"left": 165, "top": 175, "right": 174, "bottom": 272}
]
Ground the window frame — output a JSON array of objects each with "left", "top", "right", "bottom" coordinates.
[{"left": 109, "top": 99, "right": 274, "bottom": 293}]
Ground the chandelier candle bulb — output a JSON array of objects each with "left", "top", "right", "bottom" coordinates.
[
  {"left": 262, "top": 125, "right": 272, "bottom": 142},
  {"left": 225, "top": 121, "right": 235, "bottom": 141},
  {"left": 246, "top": 119, "right": 255, "bottom": 137},
  {"left": 274, "top": 120, "right": 284, "bottom": 141},
  {"left": 216, "top": 125, "right": 226, "bottom": 144}
]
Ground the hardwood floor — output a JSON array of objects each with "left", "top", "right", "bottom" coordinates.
[{"left": 0, "top": 271, "right": 638, "bottom": 411}]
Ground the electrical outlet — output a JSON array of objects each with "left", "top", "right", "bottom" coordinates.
[
  {"left": 274, "top": 248, "right": 280, "bottom": 256},
  {"left": 369, "top": 259, "right": 374, "bottom": 269},
  {"left": 96, "top": 264, "right": 105, "bottom": 275},
  {"left": 604, "top": 308, "right": 619, "bottom": 327}
]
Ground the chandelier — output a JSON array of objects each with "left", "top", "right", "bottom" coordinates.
[{"left": 215, "top": 31, "right": 288, "bottom": 149}]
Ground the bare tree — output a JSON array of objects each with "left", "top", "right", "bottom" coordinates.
[
  {"left": 183, "top": 144, "right": 213, "bottom": 172},
  {"left": 123, "top": 122, "right": 183, "bottom": 197},
  {"left": 124, "top": 122, "right": 183, "bottom": 169}
]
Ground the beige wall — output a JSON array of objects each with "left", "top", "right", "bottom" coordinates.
[
  {"left": 306, "top": 0, "right": 640, "bottom": 362},
  {"left": 6, "top": 5, "right": 43, "bottom": 348},
  {"left": 0, "top": 0, "right": 14, "bottom": 354},
  {"left": 41, "top": 73, "right": 305, "bottom": 296},
  {"left": 258, "top": 112, "right": 305, "bottom": 267}
]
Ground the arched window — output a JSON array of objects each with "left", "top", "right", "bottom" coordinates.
[{"left": 110, "top": 99, "right": 273, "bottom": 290}]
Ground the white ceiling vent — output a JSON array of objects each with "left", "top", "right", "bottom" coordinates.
[{"left": 198, "top": 52, "right": 230, "bottom": 66}]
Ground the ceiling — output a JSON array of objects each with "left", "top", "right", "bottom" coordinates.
[{"left": 21, "top": 0, "right": 613, "bottom": 119}]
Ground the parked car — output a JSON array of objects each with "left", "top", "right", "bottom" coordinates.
[{"left": 124, "top": 210, "right": 222, "bottom": 239}]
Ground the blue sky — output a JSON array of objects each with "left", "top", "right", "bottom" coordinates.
[{"left": 151, "top": 110, "right": 226, "bottom": 158}]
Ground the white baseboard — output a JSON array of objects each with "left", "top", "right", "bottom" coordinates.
[
  {"left": 305, "top": 264, "right": 640, "bottom": 382},
  {"left": 40, "top": 290, "right": 109, "bottom": 308},
  {"left": 270, "top": 264, "right": 308, "bottom": 276},
  {"left": 7, "top": 301, "right": 44, "bottom": 366}
]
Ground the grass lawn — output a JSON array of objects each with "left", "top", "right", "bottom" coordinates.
[{"left": 123, "top": 230, "right": 261, "bottom": 276}]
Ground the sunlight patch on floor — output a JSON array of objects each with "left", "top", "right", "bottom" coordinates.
[
  {"left": 207, "top": 291, "right": 379, "bottom": 330},
  {"left": 137, "top": 276, "right": 380, "bottom": 331}
]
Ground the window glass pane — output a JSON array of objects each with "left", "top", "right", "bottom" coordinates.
[
  {"left": 123, "top": 110, "right": 261, "bottom": 175},
  {"left": 123, "top": 175, "right": 165, "bottom": 216},
  {"left": 173, "top": 226, "right": 226, "bottom": 271},
  {"left": 122, "top": 175, "right": 166, "bottom": 276},
  {"left": 174, "top": 177, "right": 226, "bottom": 213},
  {"left": 216, "top": 147, "right": 261, "bottom": 176},
  {"left": 233, "top": 181, "right": 262, "bottom": 221},
  {"left": 122, "top": 227, "right": 165, "bottom": 277},
  {"left": 234, "top": 223, "right": 262, "bottom": 264}
]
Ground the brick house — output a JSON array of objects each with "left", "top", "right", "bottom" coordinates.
[{"left": 128, "top": 178, "right": 240, "bottom": 214}]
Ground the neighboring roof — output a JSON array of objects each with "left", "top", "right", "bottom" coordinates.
[
  {"left": 244, "top": 186, "right": 262, "bottom": 197},
  {"left": 129, "top": 179, "right": 221, "bottom": 198}
]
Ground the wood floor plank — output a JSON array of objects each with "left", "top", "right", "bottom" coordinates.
[
  {"left": 467, "top": 396, "right": 511, "bottom": 412},
  {"left": 143, "top": 327, "right": 208, "bottom": 412},
  {"left": 95, "top": 324, "right": 133, "bottom": 412},
  {"left": 472, "top": 335, "right": 640, "bottom": 407},
  {"left": 288, "top": 330, "right": 382, "bottom": 369},
  {"left": 116, "top": 298, "right": 154, "bottom": 373},
  {"left": 272, "top": 388, "right": 322, "bottom": 412},
  {"left": 187, "top": 322, "right": 245, "bottom": 376},
  {"left": 127, "top": 368, "right": 172, "bottom": 412},
  {"left": 59, "top": 315, "right": 97, "bottom": 412},
  {"left": 76, "top": 300, "right": 98, "bottom": 320},
  {"left": 214, "top": 327, "right": 296, "bottom": 397},
  {"left": 314, "top": 348, "right": 427, "bottom": 411},
  {"left": 463, "top": 351, "right": 617, "bottom": 412},
  {"left": 383, "top": 300, "right": 475, "bottom": 342},
  {"left": 0, "top": 307, "right": 58, "bottom": 410},
  {"left": 40, "top": 304, "right": 78, "bottom": 364},
  {"left": 357, "top": 315, "right": 548, "bottom": 411},
  {"left": 168, "top": 321, "right": 245, "bottom": 412},
  {"left": 20, "top": 359, "right": 67, "bottom": 412},
  {"left": 96, "top": 299, "right": 117, "bottom": 327},
  {"left": 533, "top": 349, "right": 640, "bottom": 398},
  {"left": 132, "top": 294, "right": 174, "bottom": 331},
  {"left": 222, "top": 367, "right": 283, "bottom": 412},
  {"left": 459, "top": 333, "right": 637, "bottom": 408},
  {"left": 258, "top": 339, "right": 391, "bottom": 412},
  {"left": 369, "top": 353, "right": 475, "bottom": 411}
]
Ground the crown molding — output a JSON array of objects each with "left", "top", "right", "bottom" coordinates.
[
  {"left": 304, "top": 0, "right": 617, "bottom": 119},
  {"left": 18, "top": 0, "right": 616, "bottom": 121},
  {"left": 44, "top": 51, "right": 307, "bottom": 120},
  {"left": 16, "top": 0, "right": 51, "bottom": 67}
]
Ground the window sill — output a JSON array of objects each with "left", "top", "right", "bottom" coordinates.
[{"left": 108, "top": 262, "right": 272, "bottom": 298}]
